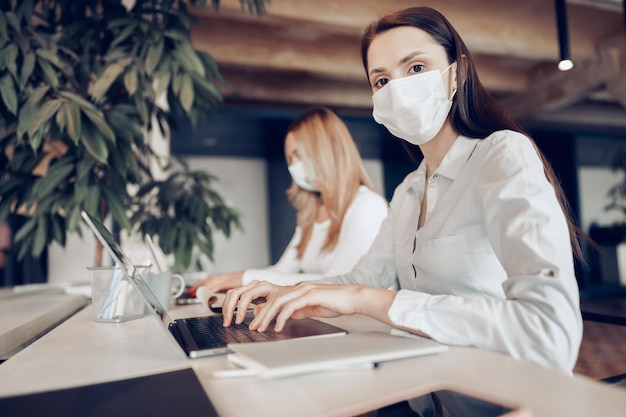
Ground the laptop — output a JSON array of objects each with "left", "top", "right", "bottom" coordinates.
[{"left": 81, "top": 211, "right": 347, "bottom": 359}]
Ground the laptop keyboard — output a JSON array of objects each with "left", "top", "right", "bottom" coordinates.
[{"left": 184, "top": 316, "right": 277, "bottom": 348}]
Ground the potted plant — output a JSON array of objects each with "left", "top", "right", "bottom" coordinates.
[
  {"left": 588, "top": 150, "right": 626, "bottom": 244},
  {"left": 0, "top": 0, "right": 267, "bottom": 271},
  {"left": 586, "top": 149, "right": 626, "bottom": 287}
]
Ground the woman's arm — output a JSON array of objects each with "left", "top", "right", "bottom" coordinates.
[
  {"left": 240, "top": 228, "right": 304, "bottom": 285},
  {"left": 191, "top": 229, "right": 303, "bottom": 293}
]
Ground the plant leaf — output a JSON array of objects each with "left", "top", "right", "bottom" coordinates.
[
  {"left": 55, "top": 101, "right": 67, "bottom": 131},
  {"left": 32, "top": 216, "right": 48, "bottom": 258},
  {"left": 35, "top": 48, "right": 61, "bottom": 68},
  {"left": 66, "top": 101, "right": 82, "bottom": 143},
  {"left": 20, "top": 51, "right": 36, "bottom": 87},
  {"left": 89, "top": 61, "right": 126, "bottom": 101},
  {"left": 134, "top": 94, "right": 149, "bottom": 126},
  {"left": 154, "top": 65, "right": 171, "bottom": 97},
  {"left": 35, "top": 48, "right": 73, "bottom": 77},
  {"left": 13, "top": 217, "right": 37, "bottom": 244},
  {"left": 172, "top": 41, "right": 205, "bottom": 77},
  {"left": 58, "top": 91, "right": 95, "bottom": 110},
  {"left": 0, "top": 73, "right": 17, "bottom": 115},
  {"left": 123, "top": 65, "right": 138, "bottom": 95},
  {"left": 76, "top": 158, "right": 95, "bottom": 182},
  {"left": 80, "top": 122, "right": 109, "bottom": 164},
  {"left": 4, "top": 12, "right": 19, "bottom": 32},
  {"left": 82, "top": 107, "right": 115, "bottom": 143},
  {"left": 144, "top": 38, "right": 163, "bottom": 75},
  {"left": 5, "top": 43, "right": 18, "bottom": 79},
  {"left": 32, "top": 162, "right": 74, "bottom": 199},
  {"left": 0, "top": 12, "right": 8, "bottom": 40},
  {"left": 110, "top": 22, "right": 137, "bottom": 48},
  {"left": 101, "top": 186, "right": 131, "bottom": 230},
  {"left": 171, "top": 71, "right": 181, "bottom": 96},
  {"left": 27, "top": 98, "right": 62, "bottom": 139},
  {"left": 84, "top": 186, "right": 100, "bottom": 215},
  {"left": 26, "top": 85, "right": 50, "bottom": 107},
  {"left": 51, "top": 215, "right": 65, "bottom": 246},
  {"left": 180, "top": 73, "right": 194, "bottom": 113},
  {"left": 37, "top": 56, "right": 59, "bottom": 88}
]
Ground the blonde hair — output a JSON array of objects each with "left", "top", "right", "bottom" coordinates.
[{"left": 286, "top": 107, "right": 375, "bottom": 257}]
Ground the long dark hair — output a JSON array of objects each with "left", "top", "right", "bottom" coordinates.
[{"left": 361, "top": 6, "right": 585, "bottom": 260}]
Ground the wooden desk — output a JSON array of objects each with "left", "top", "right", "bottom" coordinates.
[
  {"left": 0, "top": 288, "right": 87, "bottom": 359},
  {"left": 0, "top": 304, "right": 625, "bottom": 417}
]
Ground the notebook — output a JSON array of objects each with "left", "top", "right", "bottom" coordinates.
[
  {"left": 216, "top": 331, "right": 449, "bottom": 378},
  {"left": 0, "top": 368, "right": 218, "bottom": 417},
  {"left": 81, "top": 211, "right": 347, "bottom": 359}
]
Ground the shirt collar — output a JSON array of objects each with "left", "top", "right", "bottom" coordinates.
[
  {"left": 432, "top": 135, "right": 478, "bottom": 181},
  {"left": 407, "top": 135, "right": 479, "bottom": 192}
]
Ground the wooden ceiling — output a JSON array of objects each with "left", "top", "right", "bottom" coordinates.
[{"left": 189, "top": 0, "right": 626, "bottom": 132}]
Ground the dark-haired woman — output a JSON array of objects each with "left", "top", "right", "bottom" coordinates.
[{"left": 221, "top": 8, "right": 583, "bottom": 414}]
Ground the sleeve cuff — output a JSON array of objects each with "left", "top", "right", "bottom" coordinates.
[{"left": 387, "top": 289, "right": 431, "bottom": 330}]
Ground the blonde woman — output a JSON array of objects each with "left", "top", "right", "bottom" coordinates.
[{"left": 190, "top": 107, "right": 388, "bottom": 294}]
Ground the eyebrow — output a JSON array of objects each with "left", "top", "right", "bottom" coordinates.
[{"left": 368, "top": 51, "right": 425, "bottom": 78}]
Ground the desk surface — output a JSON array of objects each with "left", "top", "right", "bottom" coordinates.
[
  {"left": 0, "top": 288, "right": 87, "bottom": 359},
  {"left": 0, "top": 303, "right": 625, "bottom": 417}
]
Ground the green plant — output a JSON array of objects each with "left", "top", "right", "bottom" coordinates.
[
  {"left": 605, "top": 149, "right": 626, "bottom": 224},
  {"left": 0, "top": 0, "right": 267, "bottom": 270}
]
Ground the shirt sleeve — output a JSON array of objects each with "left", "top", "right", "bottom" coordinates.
[
  {"left": 242, "top": 228, "right": 303, "bottom": 285},
  {"left": 387, "top": 132, "right": 583, "bottom": 373},
  {"left": 314, "top": 189, "right": 389, "bottom": 278},
  {"left": 315, "top": 184, "right": 411, "bottom": 289},
  {"left": 243, "top": 189, "right": 389, "bottom": 287}
]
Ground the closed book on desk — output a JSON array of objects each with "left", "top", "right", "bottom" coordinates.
[{"left": 224, "top": 331, "right": 448, "bottom": 378}]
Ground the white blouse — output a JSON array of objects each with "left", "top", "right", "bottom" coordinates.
[
  {"left": 320, "top": 131, "right": 583, "bottom": 374},
  {"left": 242, "top": 186, "right": 388, "bottom": 286}
]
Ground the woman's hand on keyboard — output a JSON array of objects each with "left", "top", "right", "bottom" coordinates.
[
  {"left": 224, "top": 281, "right": 397, "bottom": 333},
  {"left": 189, "top": 271, "right": 243, "bottom": 296},
  {"left": 222, "top": 280, "right": 286, "bottom": 327}
]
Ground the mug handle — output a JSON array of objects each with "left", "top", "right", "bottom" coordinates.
[{"left": 171, "top": 274, "right": 185, "bottom": 299}]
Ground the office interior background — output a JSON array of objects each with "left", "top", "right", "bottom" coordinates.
[{"left": 2, "top": 0, "right": 626, "bottom": 303}]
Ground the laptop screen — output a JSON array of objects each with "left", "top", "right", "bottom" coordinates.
[{"left": 81, "top": 211, "right": 174, "bottom": 325}]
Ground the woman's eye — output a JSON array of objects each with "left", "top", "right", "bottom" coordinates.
[
  {"left": 409, "top": 64, "right": 424, "bottom": 74},
  {"left": 373, "top": 78, "right": 389, "bottom": 88}
]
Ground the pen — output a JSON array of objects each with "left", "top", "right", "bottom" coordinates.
[{"left": 212, "top": 368, "right": 259, "bottom": 378}]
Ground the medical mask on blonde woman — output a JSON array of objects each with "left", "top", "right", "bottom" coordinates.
[
  {"left": 372, "top": 64, "right": 456, "bottom": 146},
  {"left": 288, "top": 161, "right": 319, "bottom": 192}
]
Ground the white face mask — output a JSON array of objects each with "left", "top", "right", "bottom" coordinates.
[
  {"left": 288, "top": 161, "right": 319, "bottom": 192},
  {"left": 372, "top": 64, "right": 456, "bottom": 146}
]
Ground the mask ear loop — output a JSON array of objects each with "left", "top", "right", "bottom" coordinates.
[{"left": 443, "top": 62, "right": 458, "bottom": 101}]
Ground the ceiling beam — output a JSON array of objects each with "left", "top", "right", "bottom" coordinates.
[
  {"left": 215, "top": 65, "right": 373, "bottom": 111},
  {"left": 601, "top": 33, "right": 626, "bottom": 108},
  {"left": 501, "top": 32, "right": 626, "bottom": 119},
  {"left": 193, "top": 0, "right": 618, "bottom": 60},
  {"left": 190, "top": 12, "right": 363, "bottom": 81}
]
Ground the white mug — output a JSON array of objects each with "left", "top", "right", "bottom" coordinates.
[{"left": 145, "top": 271, "right": 185, "bottom": 309}]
